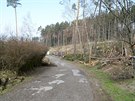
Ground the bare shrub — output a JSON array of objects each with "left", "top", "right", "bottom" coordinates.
[
  {"left": 95, "top": 42, "right": 122, "bottom": 58},
  {"left": 105, "top": 65, "right": 134, "bottom": 80},
  {"left": 0, "top": 38, "right": 48, "bottom": 75}
]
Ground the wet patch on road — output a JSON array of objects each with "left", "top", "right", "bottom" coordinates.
[
  {"left": 34, "top": 80, "right": 41, "bottom": 83},
  {"left": 25, "top": 86, "right": 53, "bottom": 96},
  {"left": 48, "top": 80, "right": 64, "bottom": 85},
  {"left": 53, "top": 74, "right": 65, "bottom": 79},
  {"left": 72, "top": 69, "right": 83, "bottom": 77}
]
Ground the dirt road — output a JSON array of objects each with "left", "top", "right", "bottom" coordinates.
[{"left": 0, "top": 56, "right": 94, "bottom": 101}]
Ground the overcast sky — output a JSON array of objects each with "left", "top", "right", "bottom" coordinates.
[{"left": 0, "top": 0, "right": 66, "bottom": 36}]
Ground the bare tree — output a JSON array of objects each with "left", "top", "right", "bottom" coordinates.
[
  {"left": 21, "top": 13, "right": 36, "bottom": 40},
  {"left": 100, "top": 0, "right": 135, "bottom": 69}
]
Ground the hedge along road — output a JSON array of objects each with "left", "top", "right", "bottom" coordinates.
[{"left": 0, "top": 56, "right": 94, "bottom": 101}]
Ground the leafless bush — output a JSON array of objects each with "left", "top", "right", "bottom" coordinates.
[
  {"left": 95, "top": 42, "right": 122, "bottom": 58},
  {"left": 0, "top": 38, "right": 48, "bottom": 75},
  {"left": 108, "top": 65, "right": 134, "bottom": 80}
]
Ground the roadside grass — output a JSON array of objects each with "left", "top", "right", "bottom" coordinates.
[{"left": 81, "top": 65, "right": 135, "bottom": 101}]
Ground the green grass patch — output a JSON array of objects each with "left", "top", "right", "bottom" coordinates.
[{"left": 82, "top": 65, "right": 135, "bottom": 101}]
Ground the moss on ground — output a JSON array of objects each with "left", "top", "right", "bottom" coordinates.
[
  {"left": 0, "top": 70, "right": 31, "bottom": 95},
  {"left": 81, "top": 65, "right": 135, "bottom": 101}
]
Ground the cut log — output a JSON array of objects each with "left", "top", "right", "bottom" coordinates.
[{"left": 42, "top": 57, "right": 51, "bottom": 65}]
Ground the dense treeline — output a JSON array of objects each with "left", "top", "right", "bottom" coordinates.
[{"left": 41, "top": 21, "right": 71, "bottom": 46}]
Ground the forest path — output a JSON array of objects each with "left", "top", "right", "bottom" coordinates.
[{"left": 0, "top": 56, "right": 94, "bottom": 101}]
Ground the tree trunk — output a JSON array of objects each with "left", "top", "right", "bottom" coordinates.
[
  {"left": 14, "top": 7, "right": 18, "bottom": 39},
  {"left": 76, "top": 0, "right": 82, "bottom": 45},
  {"left": 73, "top": 0, "right": 80, "bottom": 57},
  {"left": 73, "top": 23, "right": 77, "bottom": 56},
  {"left": 131, "top": 45, "right": 135, "bottom": 71}
]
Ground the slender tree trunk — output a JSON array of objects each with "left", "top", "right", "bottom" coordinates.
[
  {"left": 82, "top": 0, "right": 90, "bottom": 62},
  {"left": 73, "top": 0, "right": 80, "bottom": 57},
  {"left": 63, "top": 30, "right": 65, "bottom": 46},
  {"left": 14, "top": 7, "right": 18, "bottom": 39},
  {"left": 93, "top": 0, "right": 102, "bottom": 55},
  {"left": 76, "top": 0, "right": 81, "bottom": 45},
  {"left": 75, "top": 0, "right": 83, "bottom": 57},
  {"left": 46, "top": 35, "right": 48, "bottom": 46},
  {"left": 73, "top": 22, "right": 77, "bottom": 55},
  {"left": 130, "top": 45, "right": 135, "bottom": 70},
  {"left": 58, "top": 33, "right": 59, "bottom": 46}
]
